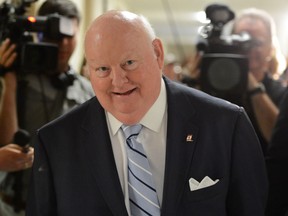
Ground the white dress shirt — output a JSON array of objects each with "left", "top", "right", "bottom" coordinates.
[{"left": 105, "top": 79, "right": 167, "bottom": 214}]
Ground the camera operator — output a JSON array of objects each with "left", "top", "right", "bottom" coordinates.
[
  {"left": 0, "top": 0, "right": 94, "bottom": 215},
  {"left": 0, "top": 75, "right": 34, "bottom": 216},
  {"left": 0, "top": 78, "right": 33, "bottom": 174},
  {"left": 183, "top": 7, "right": 286, "bottom": 155},
  {"left": 231, "top": 8, "right": 286, "bottom": 154}
]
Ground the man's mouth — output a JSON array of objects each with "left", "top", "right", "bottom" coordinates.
[{"left": 114, "top": 88, "right": 136, "bottom": 96}]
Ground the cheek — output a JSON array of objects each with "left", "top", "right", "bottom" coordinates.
[
  {"left": 248, "top": 48, "right": 266, "bottom": 61},
  {"left": 90, "top": 75, "right": 109, "bottom": 95},
  {"left": 67, "top": 40, "right": 77, "bottom": 53},
  {"left": 139, "top": 67, "right": 162, "bottom": 95}
]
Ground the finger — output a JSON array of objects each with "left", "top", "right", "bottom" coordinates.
[
  {"left": 26, "top": 146, "right": 34, "bottom": 153},
  {"left": 1, "top": 44, "right": 17, "bottom": 67},
  {"left": 17, "top": 151, "right": 34, "bottom": 164},
  {"left": 5, "top": 143, "right": 23, "bottom": 150},
  {"left": 0, "top": 42, "right": 16, "bottom": 63},
  {"left": 4, "top": 52, "right": 17, "bottom": 68},
  {"left": 23, "top": 161, "right": 33, "bottom": 170},
  {"left": 0, "top": 38, "right": 10, "bottom": 54}
]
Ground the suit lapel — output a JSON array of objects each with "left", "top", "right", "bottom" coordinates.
[
  {"left": 161, "top": 79, "right": 199, "bottom": 215},
  {"left": 80, "top": 98, "right": 128, "bottom": 216}
]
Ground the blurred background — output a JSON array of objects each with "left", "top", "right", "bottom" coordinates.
[{"left": 2, "top": 0, "right": 288, "bottom": 72}]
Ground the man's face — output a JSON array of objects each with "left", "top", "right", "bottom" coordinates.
[
  {"left": 43, "top": 18, "right": 78, "bottom": 72},
  {"left": 85, "top": 20, "right": 164, "bottom": 124},
  {"left": 233, "top": 18, "right": 272, "bottom": 79}
]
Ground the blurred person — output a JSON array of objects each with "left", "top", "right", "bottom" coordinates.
[
  {"left": 182, "top": 7, "right": 286, "bottom": 155},
  {"left": 0, "top": 75, "right": 33, "bottom": 215},
  {"left": 280, "top": 57, "right": 288, "bottom": 86},
  {"left": 181, "top": 51, "right": 202, "bottom": 89},
  {"left": 26, "top": 10, "right": 267, "bottom": 215},
  {"left": 267, "top": 37, "right": 287, "bottom": 80},
  {"left": 162, "top": 53, "right": 182, "bottom": 82},
  {"left": 231, "top": 8, "right": 287, "bottom": 155},
  {"left": 0, "top": 144, "right": 33, "bottom": 216},
  {"left": 0, "top": 79, "right": 33, "bottom": 174},
  {"left": 265, "top": 89, "right": 288, "bottom": 216},
  {"left": 0, "top": 0, "right": 94, "bottom": 215}
]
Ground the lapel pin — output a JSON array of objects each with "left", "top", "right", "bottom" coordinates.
[{"left": 186, "top": 134, "right": 193, "bottom": 142}]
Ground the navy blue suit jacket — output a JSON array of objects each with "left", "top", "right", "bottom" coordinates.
[
  {"left": 26, "top": 78, "right": 268, "bottom": 216},
  {"left": 266, "top": 89, "right": 288, "bottom": 216}
]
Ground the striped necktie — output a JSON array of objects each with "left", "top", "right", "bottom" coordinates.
[{"left": 121, "top": 124, "right": 161, "bottom": 216}]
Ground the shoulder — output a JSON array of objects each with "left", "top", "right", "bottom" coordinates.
[
  {"left": 38, "top": 96, "right": 98, "bottom": 133},
  {"left": 165, "top": 78, "right": 242, "bottom": 115},
  {"left": 73, "top": 73, "right": 93, "bottom": 92},
  {"left": 66, "top": 73, "right": 94, "bottom": 103}
]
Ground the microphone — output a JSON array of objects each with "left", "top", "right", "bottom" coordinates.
[{"left": 13, "top": 129, "right": 31, "bottom": 153}]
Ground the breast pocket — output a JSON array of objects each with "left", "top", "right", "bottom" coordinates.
[{"left": 186, "top": 177, "right": 226, "bottom": 202}]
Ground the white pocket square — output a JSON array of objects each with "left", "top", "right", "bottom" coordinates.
[{"left": 189, "top": 176, "right": 219, "bottom": 191}]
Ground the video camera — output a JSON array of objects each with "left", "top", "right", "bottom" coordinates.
[
  {"left": 196, "top": 4, "right": 252, "bottom": 105},
  {"left": 0, "top": 0, "right": 75, "bottom": 75}
]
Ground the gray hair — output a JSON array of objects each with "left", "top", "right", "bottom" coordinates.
[{"left": 232, "top": 8, "right": 276, "bottom": 43}]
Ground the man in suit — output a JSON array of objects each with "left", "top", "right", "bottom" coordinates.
[
  {"left": 266, "top": 89, "right": 288, "bottom": 216},
  {"left": 26, "top": 10, "right": 268, "bottom": 215}
]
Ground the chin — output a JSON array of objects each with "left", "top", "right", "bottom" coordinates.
[{"left": 112, "top": 107, "right": 143, "bottom": 123}]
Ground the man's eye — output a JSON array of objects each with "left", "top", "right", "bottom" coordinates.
[
  {"left": 126, "top": 60, "right": 134, "bottom": 65},
  {"left": 98, "top": 67, "right": 109, "bottom": 72},
  {"left": 122, "top": 60, "right": 138, "bottom": 70},
  {"left": 95, "top": 67, "right": 110, "bottom": 77}
]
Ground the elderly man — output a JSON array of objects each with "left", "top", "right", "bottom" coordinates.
[{"left": 26, "top": 10, "right": 267, "bottom": 216}]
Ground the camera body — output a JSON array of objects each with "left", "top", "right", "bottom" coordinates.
[
  {"left": 197, "top": 4, "right": 252, "bottom": 105},
  {"left": 0, "top": 0, "right": 74, "bottom": 75}
]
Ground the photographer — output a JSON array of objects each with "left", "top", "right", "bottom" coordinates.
[
  {"left": 0, "top": 0, "right": 94, "bottom": 215},
  {"left": 183, "top": 7, "right": 286, "bottom": 155},
  {"left": 0, "top": 78, "right": 33, "bottom": 173},
  {"left": 231, "top": 8, "right": 286, "bottom": 154},
  {"left": 0, "top": 74, "right": 34, "bottom": 216}
]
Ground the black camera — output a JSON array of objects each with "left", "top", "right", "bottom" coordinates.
[
  {"left": 0, "top": 0, "right": 75, "bottom": 75},
  {"left": 196, "top": 4, "right": 252, "bottom": 105}
]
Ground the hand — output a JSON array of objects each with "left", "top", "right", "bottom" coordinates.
[
  {"left": 247, "top": 72, "right": 262, "bottom": 91},
  {"left": 0, "top": 38, "right": 17, "bottom": 76},
  {"left": 0, "top": 144, "right": 34, "bottom": 172}
]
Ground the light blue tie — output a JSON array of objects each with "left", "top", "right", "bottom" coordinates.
[{"left": 122, "top": 124, "right": 161, "bottom": 216}]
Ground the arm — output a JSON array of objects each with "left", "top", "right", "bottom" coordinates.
[
  {"left": 0, "top": 39, "right": 18, "bottom": 145},
  {"left": 227, "top": 109, "right": 268, "bottom": 215},
  {"left": 247, "top": 73, "right": 279, "bottom": 142}
]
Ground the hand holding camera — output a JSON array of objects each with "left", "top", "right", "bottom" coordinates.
[{"left": 0, "top": 38, "right": 17, "bottom": 76}]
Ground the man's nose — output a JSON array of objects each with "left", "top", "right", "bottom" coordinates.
[{"left": 111, "top": 67, "right": 128, "bottom": 87}]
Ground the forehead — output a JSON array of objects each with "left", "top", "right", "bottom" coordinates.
[
  {"left": 85, "top": 17, "right": 152, "bottom": 62},
  {"left": 234, "top": 18, "right": 270, "bottom": 39}
]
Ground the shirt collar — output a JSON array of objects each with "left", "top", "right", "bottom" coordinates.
[{"left": 107, "top": 78, "right": 167, "bottom": 135}]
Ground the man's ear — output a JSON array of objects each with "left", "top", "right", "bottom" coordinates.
[{"left": 152, "top": 38, "right": 164, "bottom": 69}]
